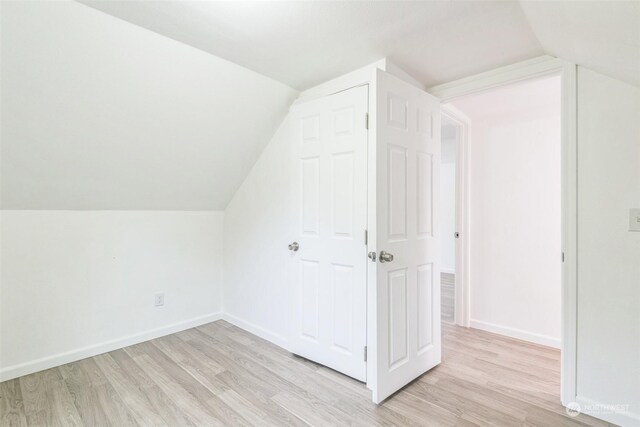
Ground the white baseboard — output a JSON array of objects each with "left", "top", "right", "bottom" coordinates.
[
  {"left": 0, "top": 312, "right": 222, "bottom": 382},
  {"left": 575, "top": 395, "right": 640, "bottom": 427},
  {"left": 222, "top": 313, "right": 289, "bottom": 350},
  {"left": 470, "top": 319, "right": 560, "bottom": 349}
]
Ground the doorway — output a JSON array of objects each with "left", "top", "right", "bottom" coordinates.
[
  {"left": 440, "top": 75, "right": 562, "bottom": 349},
  {"left": 439, "top": 114, "right": 460, "bottom": 325}
]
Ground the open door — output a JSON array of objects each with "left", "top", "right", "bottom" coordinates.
[{"left": 370, "top": 69, "right": 441, "bottom": 403}]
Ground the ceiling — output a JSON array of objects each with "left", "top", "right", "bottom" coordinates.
[
  {"left": 79, "top": 0, "right": 640, "bottom": 90},
  {"left": 79, "top": 0, "right": 544, "bottom": 90},
  {"left": 520, "top": 1, "right": 640, "bottom": 88}
]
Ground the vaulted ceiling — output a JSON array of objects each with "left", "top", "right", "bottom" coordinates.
[
  {"left": 80, "top": 0, "right": 640, "bottom": 89},
  {"left": 2, "top": 0, "right": 637, "bottom": 210}
]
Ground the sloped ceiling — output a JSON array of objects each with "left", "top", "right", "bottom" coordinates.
[
  {"left": 79, "top": 0, "right": 545, "bottom": 90},
  {"left": 520, "top": 1, "right": 640, "bottom": 88},
  {"left": 78, "top": 0, "right": 640, "bottom": 90},
  {"left": 1, "top": 1, "right": 298, "bottom": 210}
]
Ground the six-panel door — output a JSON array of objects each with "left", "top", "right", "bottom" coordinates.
[
  {"left": 290, "top": 85, "right": 369, "bottom": 382},
  {"left": 373, "top": 69, "right": 442, "bottom": 403}
]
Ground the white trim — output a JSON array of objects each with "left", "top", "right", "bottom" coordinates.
[
  {"left": 428, "top": 55, "right": 562, "bottom": 100},
  {"left": 560, "top": 61, "right": 578, "bottom": 406},
  {"left": 470, "top": 320, "right": 560, "bottom": 349},
  {"left": 440, "top": 267, "right": 455, "bottom": 275},
  {"left": 429, "top": 56, "right": 578, "bottom": 414},
  {"left": 441, "top": 105, "right": 470, "bottom": 328},
  {"left": 222, "top": 313, "right": 289, "bottom": 350},
  {"left": 295, "top": 59, "right": 385, "bottom": 104},
  {"left": 574, "top": 396, "right": 640, "bottom": 427},
  {"left": 0, "top": 312, "right": 222, "bottom": 382},
  {"left": 295, "top": 58, "right": 423, "bottom": 105}
]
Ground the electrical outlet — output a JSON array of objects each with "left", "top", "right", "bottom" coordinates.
[
  {"left": 154, "top": 293, "right": 165, "bottom": 307},
  {"left": 630, "top": 209, "right": 640, "bottom": 232}
]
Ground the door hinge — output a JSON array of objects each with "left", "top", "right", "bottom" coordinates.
[
  {"left": 364, "top": 346, "right": 367, "bottom": 362},
  {"left": 365, "top": 113, "right": 369, "bottom": 130},
  {"left": 562, "top": 252, "right": 565, "bottom": 262},
  {"left": 364, "top": 229, "right": 368, "bottom": 245},
  {"left": 454, "top": 232, "right": 460, "bottom": 239}
]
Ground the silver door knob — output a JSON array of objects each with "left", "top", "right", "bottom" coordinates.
[
  {"left": 379, "top": 250, "right": 394, "bottom": 263},
  {"left": 288, "top": 242, "right": 299, "bottom": 252}
]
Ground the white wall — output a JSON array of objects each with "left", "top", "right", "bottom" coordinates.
[
  {"left": 576, "top": 67, "right": 640, "bottom": 424},
  {"left": 0, "top": 0, "right": 297, "bottom": 210},
  {"left": 223, "top": 118, "right": 293, "bottom": 346},
  {"left": 452, "top": 76, "right": 562, "bottom": 347},
  {"left": 440, "top": 127, "right": 457, "bottom": 274},
  {"left": 0, "top": 211, "right": 224, "bottom": 381}
]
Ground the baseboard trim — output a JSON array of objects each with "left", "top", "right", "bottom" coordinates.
[
  {"left": 470, "top": 319, "right": 560, "bottom": 349},
  {"left": 0, "top": 312, "right": 222, "bottom": 382},
  {"left": 575, "top": 395, "right": 640, "bottom": 427},
  {"left": 222, "top": 313, "right": 289, "bottom": 350}
]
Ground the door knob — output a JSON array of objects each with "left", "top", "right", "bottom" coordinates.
[
  {"left": 288, "top": 242, "right": 299, "bottom": 252},
  {"left": 379, "top": 250, "right": 394, "bottom": 263}
]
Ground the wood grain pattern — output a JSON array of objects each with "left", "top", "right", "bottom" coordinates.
[
  {"left": 0, "top": 320, "right": 613, "bottom": 426},
  {"left": 441, "top": 272, "right": 455, "bottom": 323}
]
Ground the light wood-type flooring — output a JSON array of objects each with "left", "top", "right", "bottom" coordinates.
[
  {"left": 441, "top": 273, "right": 455, "bottom": 324},
  {"left": 0, "top": 321, "right": 613, "bottom": 426}
]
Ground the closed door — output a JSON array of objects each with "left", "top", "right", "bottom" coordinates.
[
  {"left": 371, "top": 69, "right": 442, "bottom": 403},
  {"left": 289, "top": 85, "right": 368, "bottom": 381}
]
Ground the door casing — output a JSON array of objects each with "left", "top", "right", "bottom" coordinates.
[{"left": 428, "top": 55, "right": 578, "bottom": 407}]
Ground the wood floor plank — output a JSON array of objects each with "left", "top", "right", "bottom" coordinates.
[
  {"left": 0, "top": 379, "right": 27, "bottom": 427},
  {"left": 383, "top": 390, "right": 460, "bottom": 426},
  {"left": 93, "top": 353, "right": 169, "bottom": 427},
  {"left": 66, "top": 357, "right": 139, "bottom": 426},
  {"left": 20, "top": 368, "right": 83, "bottom": 427},
  {"left": 124, "top": 347, "right": 225, "bottom": 427},
  {"left": 108, "top": 349, "right": 196, "bottom": 427},
  {"left": 217, "top": 389, "right": 283, "bottom": 427},
  {"left": 150, "top": 334, "right": 228, "bottom": 395},
  {"left": 1, "top": 320, "right": 616, "bottom": 427}
]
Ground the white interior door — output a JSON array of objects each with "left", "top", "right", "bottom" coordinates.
[
  {"left": 371, "top": 69, "right": 441, "bottom": 403},
  {"left": 289, "top": 85, "right": 368, "bottom": 382}
]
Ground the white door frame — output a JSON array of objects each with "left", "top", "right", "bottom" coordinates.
[
  {"left": 428, "top": 55, "right": 578, "bottom": 406},
  {"left": 440, "top": 105, "right": 470, "bottom": 328}
]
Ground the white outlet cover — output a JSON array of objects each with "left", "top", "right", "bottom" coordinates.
[
  {"left": 630, "top": 208, "right": 640, "bottom": 232},
  {"left": 154, "top": 293, "right": 165, "bottom": 306}
]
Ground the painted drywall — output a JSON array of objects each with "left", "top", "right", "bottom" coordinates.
[
  {"left": 223, "top": 118, "right": 293, "bottom": 346},
  {"left": 576, "top": 67, "right": 640, "bottom": 424},
  {"left": 451, "top": 76, "right": 562, "bottom": 347},
  {"left": 1, "top": 0, "right": 297, "bottom": 210},
  {"left": 440, "top": 128, "right": 457, "bottom": 274},
  {"left": 0, "top": 210, "right": 224, "bottom": 381}
]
